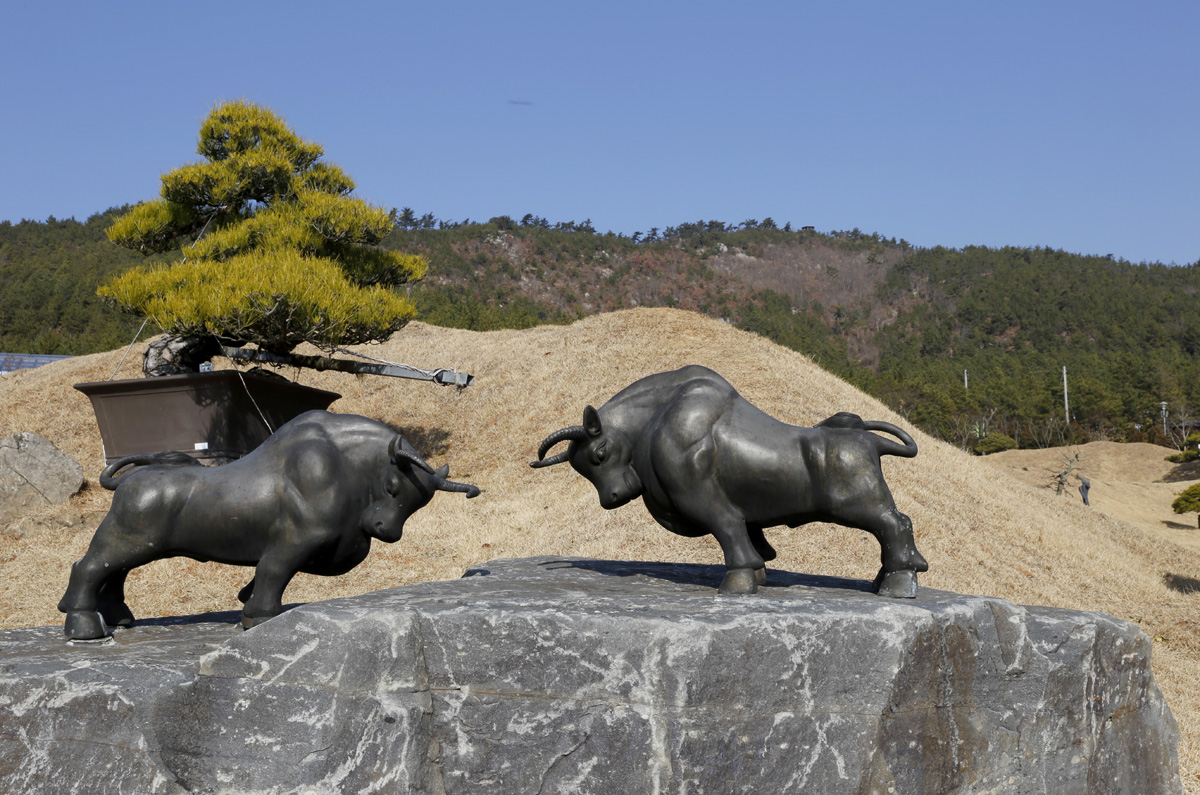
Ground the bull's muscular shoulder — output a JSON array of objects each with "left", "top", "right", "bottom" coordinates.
[
  {"left": 605, "top": 365, "right": 736, "bottom": 427},
  {"left": 639, "top": 379, "right": 738, "bottom": 454},
  {"left": 282, "top": 411, "right": 391, "bottom": 439},
  {"left": 257, "top": 411, "right": 393, "bottom": 454},
  {"left": 607, "top": 366, "right": 732, "bottom": 408},
  {"left": 280, "top": 437, "right": 347, "bottom": 489}
]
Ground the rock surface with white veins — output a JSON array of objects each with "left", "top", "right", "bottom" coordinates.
[{"left": 0, "top": 557, "right": 1182, "bottom": 793}]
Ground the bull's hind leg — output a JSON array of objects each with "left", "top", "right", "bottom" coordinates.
[
  {"left": 58, "top": 529, "right": 158, "bottom": 639},
  {"left": 96, "top": 570, "right": 135, "bottom": 628},
  {"left": 865, "top": 508, "right": 927, "bottom": 598},
  {"left": 59, "top": 553, "right": 111, "bottom": 639}
]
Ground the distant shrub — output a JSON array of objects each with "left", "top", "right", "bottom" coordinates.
[
  {"left": 1171, "top": 484, "right": 1200, "bottom": 524},
  {"left": 973, "top": 432, "right": 1017, "bottom": 456},
  {"left": 1165, "top": 432, "right": 1200, "bottom": 463}
]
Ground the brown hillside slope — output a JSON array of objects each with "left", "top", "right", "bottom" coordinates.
[
  {"left": 1, "top": 308, "right": 1197, "bottom": 788},
  {"left": 985, "top": 442, "right": 1200, "bottom": 555}
]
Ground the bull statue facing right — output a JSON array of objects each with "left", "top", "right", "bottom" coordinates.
[
  {"left": 531, "top": 365, "right": 927, "bottom": 597},
  {"left": 60, "top": 411, "right": 479, "bottom": 639}
]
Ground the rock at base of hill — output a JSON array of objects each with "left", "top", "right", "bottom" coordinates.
[
  {"left": 0, "top": 557, "right": 1182, "bottom": 794},
  {"left": 0, "top": 432, "right": 83, "bottom": 527}
]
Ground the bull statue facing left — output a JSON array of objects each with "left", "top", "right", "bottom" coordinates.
[
  {"left": 59, "top": 411, "right": 479, "bottom": 639},
  {"left": 531, "top": 365, "right": 926, "bottom": 598}
]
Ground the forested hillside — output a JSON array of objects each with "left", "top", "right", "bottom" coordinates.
[
  {"left": 0, "top": 209, "right": 154, "bottom": 354},
  {"left": 3, "top": 209, "right": 1198, "bottom": 451},
  {"left": 872, "top": 247, "right": 1200, "bottom": 448}
]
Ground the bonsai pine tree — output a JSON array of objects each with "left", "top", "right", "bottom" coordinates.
[
  {"left": 1172, "top": 483, "right": 1200, "bottom": 527},
  {"left": 100, "top": 100, "right": 426, "bottom": 365}
]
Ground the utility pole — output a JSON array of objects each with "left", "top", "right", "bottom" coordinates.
[
  {"left": 1162, "top": 402, "right": 1169, "bottom": 438},
  {"left": 1062, "top": 366, "right": 1070, "bottom": 425},
  {"left": 963, "top": 370, "right": 968, "bottom": 390}
]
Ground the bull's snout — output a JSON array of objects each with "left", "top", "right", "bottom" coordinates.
[
  {"left": 600, "top": 490, "right": 625, "bottom": 509},
  {"left": 361, "top": 501, "right": 405, "bottom": 542},
  {"left": 596, "top": 470, "right": 642, "bottom": 509}
]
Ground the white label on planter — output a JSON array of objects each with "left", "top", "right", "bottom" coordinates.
[{"left": 194, "top": 442, "right": 209, "bottom": 450}]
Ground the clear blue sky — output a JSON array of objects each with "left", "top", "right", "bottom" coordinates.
[{"left": 2, "top": 1, "right": 1196, "bottom": 265}]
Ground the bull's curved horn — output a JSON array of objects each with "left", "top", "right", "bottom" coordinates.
[
  {"left": 533, "top": 425, "right": 587, "bottom": 466},
  {"left": 389, "top": 435, "right": 435, "bottom": 474},
  {"left": 530, "top": 451, "right": 571, "bottom": 469},
  {"left": 438, "top": 478, "right": 481, "bottom": 498}
]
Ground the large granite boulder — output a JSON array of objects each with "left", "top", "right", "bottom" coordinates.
[
  {"left": 0, "top": 432, "right": 83, "bottom": 526},
  {"left": 0, "top": 557, "right": 1181, "bottom": 794}
]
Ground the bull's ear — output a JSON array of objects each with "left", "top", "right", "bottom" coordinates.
[
  {"left": 583, "top": 405, "right": 603, "bottom": 438},
  {"left": 435, "top": 464, "right": 449, "bottom": 478}
]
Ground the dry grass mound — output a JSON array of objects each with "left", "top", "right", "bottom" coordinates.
[
  {"left": 985, "top": 442, "right": 1200, "bottom": 554},
  {"left": 2, "top": 308, "right": 1197, "bottom": 788}
]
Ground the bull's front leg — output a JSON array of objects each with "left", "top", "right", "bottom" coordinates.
[
  {"left": 747, "top": 525, "right": 776, "bottom": 585},
  {"left": 711, "top": 514, "right": 767, "bottom": 595},
  {"left": 646, "top": 495, "right": 765, "bottom": 594},
  {"left": 240, "top": 547, "right": 307, "bottom": 629},
  {"left": 667, "top": 500, "right": 762, "bottom": 595},
  {"left": 237, "top": 577, "right": 256, "bottom": 604},
  {"left": 652, "top": 437, "right": 766, "bottom": 595}
]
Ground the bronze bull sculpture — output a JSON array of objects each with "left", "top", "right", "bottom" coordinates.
[
  {"left": 531, "top": 365, "right": 926, "bottom": 597},
  {"left": 59, "top": 411, "right": 479, "bottom": 639}
]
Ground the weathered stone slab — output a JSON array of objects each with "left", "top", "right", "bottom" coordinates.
[
  {"left": 0, "top": 558, "right": 1182, "bottom": 793},
  {"left": 0, "top": 613, "right": 239, "bottom": 794},
  {"left": 0, "top": 432, "right": 84, "bottom": 526}
]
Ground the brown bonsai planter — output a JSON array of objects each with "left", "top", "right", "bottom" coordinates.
[{"left": 74, "top": 371, "right": 341, "bottom": 465}]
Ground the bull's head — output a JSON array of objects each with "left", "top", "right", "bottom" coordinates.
[
  {"left": 362, "top": 436, "right": 480, "bottom": 542},
  {"left": 530, "top": 405, "right": 642, "bottom": 509}
]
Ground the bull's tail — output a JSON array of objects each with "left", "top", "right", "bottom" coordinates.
[
  {"left": 862, "top": 421, "right": 919, "bottom": 458},
  {"left": 99, "top": 450, "right": 202, "bottom": 490}
]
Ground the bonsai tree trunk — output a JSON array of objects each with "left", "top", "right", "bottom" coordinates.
[{"left": 143, "top": 336, "right": 223, "bottom": 377}]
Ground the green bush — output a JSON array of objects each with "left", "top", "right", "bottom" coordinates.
[
  {"left": 973, "top": 432, "right": 1018, "bottom": 456},
  {"left": 1165, "top": 433, "right": 1200, "bottom": 463},
  {"left": 1172, "top": 483, "right": 1200, "bottom": 523}
]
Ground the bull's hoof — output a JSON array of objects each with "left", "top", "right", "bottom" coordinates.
[
  {"left": 754, "top": 567, "right": 767, "bottom": 586},
  {"left": 240, "top": 611, "right": 279, "bottom": 630},
  {"left": 63, "top": 610, "right": 109, "bottom": 640},
  {"left": 98, "top": 602, "right": 134, "bottom": 628},
  {"left": 718, "top": 568, "right": 759, "bottom": 595},
  {"left": 874, "top": 569, "right": 919, "bottom": 598}
]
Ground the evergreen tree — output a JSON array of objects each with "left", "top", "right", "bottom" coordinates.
[{"left": 100, "top": 100, "right": 426, "bottom": 354}]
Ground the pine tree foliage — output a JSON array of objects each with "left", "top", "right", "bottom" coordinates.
[
  {"left": 1171, "top": 483, "right": 1200, "bottom": 516},
  {"left": 109, "top": 250, "right": 414, "bottom": 351},
  {"left": 99, "top": 100, "right": 425, "bottom": 353}
]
